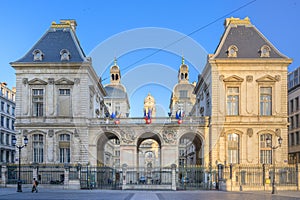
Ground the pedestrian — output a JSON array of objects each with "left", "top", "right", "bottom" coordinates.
[{"left": 32, "top": 178, "right": 38, "bottom": 193}]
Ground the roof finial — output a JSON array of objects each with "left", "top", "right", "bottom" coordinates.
[
  {"left": 181, "top": 55, "right": 185, "bottom": 65},
  {"left": 114, "top": 57, "right": 117, "bottom": 66}
]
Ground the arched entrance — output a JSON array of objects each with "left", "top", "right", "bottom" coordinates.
[
  {"left": 178, "top": 132, "right": 204, "bottom": 189},
  {"left": 97, "top": 132, "right": 120, "bottom": 166},
  {"left": 82, "top": 132, "right": 121, "bottom": 189},
  {"left": 136, "top": 132, "right": 162, "bottom": 184}
]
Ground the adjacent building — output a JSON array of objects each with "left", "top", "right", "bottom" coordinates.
[
  {"left": 288, "top": 66, "right": 300, "bottom": 163},
  {"left": 0, "top": 82, "right": 16, "bottom": 163}
]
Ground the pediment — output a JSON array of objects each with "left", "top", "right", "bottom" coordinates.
[
  {"left": 28, "top": 78, "right": 48, "bottom": 85},
  {"left": 256, "top": 75, "right": 277, "bottom": 83},
  {"left": 55, "top": 78, "right": 74, "bottom": 85},
  {"left": 223, "top": 75, "right": 244, "bottom": 82}
]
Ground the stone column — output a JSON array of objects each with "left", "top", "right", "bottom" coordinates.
[
  {"left": 297, "top": 163, "right": 300, "bottom": 191},
  {"left": 64, "top": 165, "right": 69, "bottom": 189},
  {"left": 122, "top": 164, "right": 127, "bottom": 190},
  {"left": 1, "top": 165, "right": 7, "bottom": 187},
  {"left": 171, "top": 164, "right": 177, "bottom": 191}
]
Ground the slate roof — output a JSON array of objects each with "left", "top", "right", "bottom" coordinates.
[
  {"left": 104, "top": 84, "right": 128, "bottom": 99},
  {"left": 14, "top": 27, "right": 86, "bottom": 63},
  {"left": 213, "top": 21, "right": 288, "bottom": 59}
]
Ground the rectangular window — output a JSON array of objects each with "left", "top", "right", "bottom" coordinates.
[
  {"left": 59, "top": 148, "right": 70, "bottom": 163},
  {"left": 6, "top": 134, "right": 9, "bottom": 145},
  {"left": 296, "top": 97, "right": 299, "bottom": 111},
  {"left": 227, "top": 87, "right": 239, "bottom": 115},
  {"left": 33, "top": 134, "right": 44, "bottom": 163},
  {"left": 115, "top": 150, "right": 120, "bottom": 156},
  {"left": 7, "top": 104, "right": 10, "bottom": 114},
  {"left": 32, "top": 89, "right": 44, "bottom": 117},
  {"left": 12, "top": 107, "right": 15, "bottom": 116},
  {"left": 6, "top": 151, "right": 9, "bottom": 162},
  {"left": 59, "top": 134, "right": 70, "bottom": 163},
  {"left": 296, "top": 132, "right": 300, "bottom": 145},
  {"left": 58, "top": 89, "right": 71, "bottom": 116},
  {"left": 1, "top": 102, "right": 4, "bottom": 111},
  {"left": 0, "top": 132, "right": 4, "bottom": 144},
  {"left": 260, "top": 87, "right": 272, "bottom": 116},
  {"left": 6, "top": 118, "right": 9, "bottom": 129},
  {"left": 290, "top": 99, "right": 294, "bottom": 113},
  {"left": 291, "top": 133, "right": 295, "bottom": 146},
  {"left": 0, "top": 116, "right": 4, "bottom": 127},
  {"left": 179, "top": 90, "right": 188, "bottom": 98},
  {"left": 297, "top": 115, "right": 299, "bottom": 128},
  {"left": 11, "top": 120, "right": 14, "bottom": 130},
  {"left": 228, "top": 134, "right": 239, "bottom": 164},
  {"left": 260, "top": 134, "right": 272, "bottom": 164},
  {"left": 291, "top": 116, "right": 294, "bottom": 130}
]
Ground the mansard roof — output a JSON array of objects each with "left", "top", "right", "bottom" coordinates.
[
  {"left": 212, "top": 17, "right": 289, "bottom": 59},
  {"left": 14, "top": 20, "right": 86, "bottom": 63}
]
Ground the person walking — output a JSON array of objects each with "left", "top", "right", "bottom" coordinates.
[{"left": 32, "top": 178, "right": 38, "bottom": 193}]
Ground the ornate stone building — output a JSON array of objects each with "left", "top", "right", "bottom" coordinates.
[
  {"left": 10, "top": 17, "right": 291, "bottom": 173},
  {"left": 192, "top": 17, "right": 291, "bottom": 166}
]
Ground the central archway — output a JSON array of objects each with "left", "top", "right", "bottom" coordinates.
[{"left": 136, "top": 132, "right": 162, "bottom": 184}]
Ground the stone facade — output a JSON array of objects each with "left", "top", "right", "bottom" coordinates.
[{"left": 192, "top": 17, "right": 291, "bottom": 166}]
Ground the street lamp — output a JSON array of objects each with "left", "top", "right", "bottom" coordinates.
[
  {"left": 266, "top": 135, "right": 282, "bottom": 194},
  {"left": 12, "top": 135, "right": 28, "bottom": 192}
]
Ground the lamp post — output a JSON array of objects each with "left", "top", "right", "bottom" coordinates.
[
  {"left": 12, "top": 134, "right": 28, "bottom": 192},
  {"left": 266, "top": 135, "right": 282, "bottom": 194}
]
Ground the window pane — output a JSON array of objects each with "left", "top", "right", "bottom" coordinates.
[
  {"left": 227, "top": 87, "right": 239, "bottom": 115},
  {"left": 260, "top": 87, "right": 272, "bottom": 116}
]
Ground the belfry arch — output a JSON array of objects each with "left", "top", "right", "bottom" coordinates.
[{"left": 97, "top": 132, "right": 120, "bottom": 166}]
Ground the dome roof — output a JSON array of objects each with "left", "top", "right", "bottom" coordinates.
[
  {"left": 104, "top": 84, "right": 127, "bottom": 98},
  {"left": 144, "top": 93, "right": 155, "bottom": 103}
]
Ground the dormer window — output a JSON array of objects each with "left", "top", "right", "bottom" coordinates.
[
  {"left": 260, "top": 45, "right": 271, "bottom": 57},
  {"left": 32, "top": 49, "right": 44, "bottom": 61},
  {"left": 227, "top": 45, "right": 238, "bottom": 58},
  {"left": 60, "top": 49, "right": 70, "bottom": 61}
]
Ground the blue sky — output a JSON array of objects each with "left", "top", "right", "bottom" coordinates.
[{"left": 0, "top": 0, "right": 299, "bottom": 117}]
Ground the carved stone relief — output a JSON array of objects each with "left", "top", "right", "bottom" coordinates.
[{"left": 162, "top": 129, "right": 177, "bottom": 144}]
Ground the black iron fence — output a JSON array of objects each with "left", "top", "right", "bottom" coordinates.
[
  {"left": 79, "top": 165, "right": 122, "bottom": 189},
  {"left": 125, "top": 167, "right": 172, "bottom": 185},
  {"left": 4, "top": 163, "right": 299, "bottom": 191}
]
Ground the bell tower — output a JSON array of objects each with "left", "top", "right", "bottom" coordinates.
[
  {"left": 110, "top": 57, "right": 121, "bottom": 85},
  {"left": 178, "top": 56, "right": 189, "bottom": 83}
]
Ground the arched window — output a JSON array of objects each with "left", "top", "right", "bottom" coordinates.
[
  {"left": 32, "top": 49, "right": 44, "bottom": 61},
  {"left": 260, "top": 134, "right": 272, "bottom": 164},
  {"left": 227, "top": 45, "right": 238, "bottom": 57},
  {"left": 60, "top": 49, "right": 70, "bottom": 61},
  {"left": 111, "top": 74, "right": 115, "bottom": 81},
  {"left": 33, "top": 134, "right": 44, "bottom": 163},
  {"left": 227, "top": 133, "right": 239, "bottom": 164},
  {"left": 260, "top": 45, "right": 271, "bottom": 57},
  {"left": 59, "top": 134, "right": 70, "bottom": 163},
  {"left": 116, "top": 74, "right": 119, "bottom": 80},
  {"left": 181, "top": 73, "right": 184, "bottom": 80}
]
